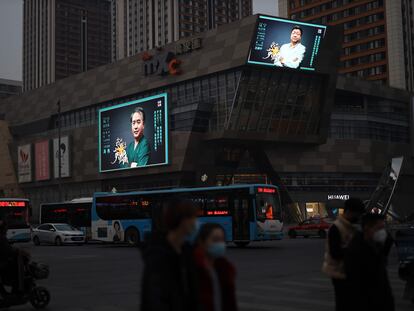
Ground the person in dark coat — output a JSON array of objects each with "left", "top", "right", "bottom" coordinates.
[
  {"left": 194, "top": 223, "right": 237, "bottom": 311},
  {"left": 0, "top": 220, "right": 29, "bottom": 294},
  {"left": 345, "top": 213, "right": 394, "bottom": 311},
  {"left": 322, "top": 198, "right": 365, "bottom": 311},
  {"left": 140, "top": 198, "right": 199, "bottom": 311}
]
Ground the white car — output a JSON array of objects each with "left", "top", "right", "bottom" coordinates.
[{"left": 32, "top": 223, "right": 85, "bottom": 246}]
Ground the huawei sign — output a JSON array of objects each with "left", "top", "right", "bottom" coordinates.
[{"left": 20, "top": 149, "right": 29, "bottom": 163}]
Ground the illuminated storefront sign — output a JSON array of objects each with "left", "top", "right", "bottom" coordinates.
[{"left": 327, "top": 194, "right": 350, "bottom": 200}]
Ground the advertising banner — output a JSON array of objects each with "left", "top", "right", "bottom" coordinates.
[
  {"left": 248, "top": 15, "right": 327, "bottom": 71},
  {"left": 17, "top": 144, "right": 32, "bottom": 183},
  {"left": 35, "top": 140, "right": 50, "bottom": 181},
  {"left": 99, "top": 93, "right": 168, "bottom": 172},
  {"left": 53, "top": 136, "right": 70, "bottom": 178}
]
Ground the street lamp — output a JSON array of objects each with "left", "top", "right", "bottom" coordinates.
[{"left": 57, "top": 100, "right": 62, "bottom": 201}]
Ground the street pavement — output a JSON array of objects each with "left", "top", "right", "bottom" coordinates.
[{"left": 9, "top": 238, "right": 412, "bottom": 311}]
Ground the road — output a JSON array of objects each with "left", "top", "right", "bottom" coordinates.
[{"left": 10, "top": 238, "right": 412, "bottom": 311}]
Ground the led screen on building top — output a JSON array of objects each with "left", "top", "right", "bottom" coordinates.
[
  {"left": 247, "top": 15, "right": 327, "bottom": 71},
  {"left": 99, "top": 93, "right": 168, "bottom": 172}
]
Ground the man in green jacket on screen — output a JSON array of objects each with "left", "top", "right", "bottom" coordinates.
[{"left": 124, "top": 107, "right": 150, "bottom": 168}]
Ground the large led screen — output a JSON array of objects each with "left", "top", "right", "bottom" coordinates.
[
  {"left": 247, "top": 15, "right": 327, "bottom": 71},
  {"left": 99, "top": 93, "right": 168, "bottom": 172}
]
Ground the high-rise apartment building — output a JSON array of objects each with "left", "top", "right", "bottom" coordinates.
[
  {"left": 278, "top": 0, "right": 414, "bottom": 91},
  {"left": 111, "top": 0, "right": 252, "bottom": 61},
  {"left": 23, "top": 0, "right": 112, "bottom": 91}
]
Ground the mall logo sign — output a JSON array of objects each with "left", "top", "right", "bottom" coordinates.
[
  {"left": 142, "top": 48, "right": 181, "bottom": 76},
  {"left": 327, "top": 194, "right": 350, "bottom": 200}
]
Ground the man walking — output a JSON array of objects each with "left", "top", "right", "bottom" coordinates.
[
  {"left": 322, "top": 198, "right": 365, "bottom": 311},
  {"left": 345, "top": 213, "right": 394, "bottom": 311}
]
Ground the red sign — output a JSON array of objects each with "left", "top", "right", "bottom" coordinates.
[
  {"left": 257, "top": 187, "right": 276, "bottom": 194},
  {"left": 0, "top": 201, "right": 27, "bottom": 207},
  {"left": 35, "top": 140, "right": 50, "bottom": 181},
  {"left": 53, "top": 208, "right": 68, "bottom": 213}
]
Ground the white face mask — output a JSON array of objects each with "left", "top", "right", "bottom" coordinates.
[{"left": 373, "top": 228, "right": 387, "bottom": 244}]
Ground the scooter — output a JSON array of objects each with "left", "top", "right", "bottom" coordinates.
[{"left": 0, "top": 261, "right": 50, "bottom": 309}]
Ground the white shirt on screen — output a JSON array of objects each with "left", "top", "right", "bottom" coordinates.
[{"left": 274, "top": 42, "right": 306, "bottom": 69}]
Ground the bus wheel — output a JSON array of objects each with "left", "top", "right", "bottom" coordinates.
[
  {"left": 234, "top": 241, "right": 249, "bottom": 248},
  {"left": 33, "top": 236, "right": 41, "bottom": 246},
  {"left": 125, "top": 228, "right": 140, "bottom": 246}
]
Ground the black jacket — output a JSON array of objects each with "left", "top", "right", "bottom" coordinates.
[
  {"left": 0, "top": 236, "right": 17, "bottom": 266},
  {"left": 345, "top": 232, "right": 394, "bottom": 311},
  {"left": 140, "top": 238, "right": 198, "bottom": 311}
]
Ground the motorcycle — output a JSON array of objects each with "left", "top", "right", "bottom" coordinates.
[{"left": 0, "top": 261, "right": 50, "bottom": 309}]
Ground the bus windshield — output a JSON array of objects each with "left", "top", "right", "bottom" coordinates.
[
  {"left": 256, "top": 193, "right": 280, "bottom": 221},
  {"left": 0, "top": 201, "right": 29, "bottom": 228}
]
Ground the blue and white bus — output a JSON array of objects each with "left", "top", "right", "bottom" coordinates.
[
  {"left": 92, "top": 184, "right": 283, "bottom": 246},
  {"left": 0, "top": 198, "right": 31, "bottom": 243}
]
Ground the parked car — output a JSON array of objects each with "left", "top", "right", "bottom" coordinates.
[
  {"left": 32, "top": 223, "right": 85, "bottom": 246},
  {"left": 288, "top": 218, "right": 333, "bottom": 239}
]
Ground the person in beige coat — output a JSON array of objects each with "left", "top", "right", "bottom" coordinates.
[{"left": 322, "top": 198, "right": 365, "bottom": 311}]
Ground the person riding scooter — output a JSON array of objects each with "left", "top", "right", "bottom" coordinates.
[{"left": 0, "top": 220, "right": 30, "bottom": 294}]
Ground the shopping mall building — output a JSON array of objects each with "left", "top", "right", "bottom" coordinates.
[{"left": 0, "top": 15, "right": 413, "bottom": 221}]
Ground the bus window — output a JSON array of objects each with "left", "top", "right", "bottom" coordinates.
[
  {"left": 188, "top": 194, "right": 204, "bottom": 217},
  {"left": 203, "top": 195, "right": 230, "bottom": 216},
  {"left": 96, "top": 195, "right": 152, "bottom": 220},
  {"left": 0, "top": 205, "right": 29, "bottom": 227}
]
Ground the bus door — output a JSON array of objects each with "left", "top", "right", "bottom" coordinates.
[
  {"left": 232, "top": 197, "right": 250, "bottom": 241},
  {"left": 149, "top": 195, "right": 167, "bottom": 240}
]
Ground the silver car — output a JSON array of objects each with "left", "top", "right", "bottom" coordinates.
[{"left": 32, "top": 223, "right": 85, "bottom": 246}]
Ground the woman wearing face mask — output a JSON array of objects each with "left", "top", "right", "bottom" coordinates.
[
  {"left": 345, "top": 213, "right": 395, "bottom": 311},
  {"left": 194, "top": 223, "right": 238, "bottom": 311}
]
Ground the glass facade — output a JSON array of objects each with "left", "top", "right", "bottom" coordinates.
[
  {"left": 281, "top": 172, "right": 380, "bottom": 192},
  {"left": 15, "top": 67, "right": 408, "bottom": 146},
  {"left": 228, "top": 68, "right": 324, "bottom": 136},
  {"left": 329, "top": 90, "right": 410, "bottom": 142},
  {"left": 50, "top": 69, "right": 242, "bottom": 133}
]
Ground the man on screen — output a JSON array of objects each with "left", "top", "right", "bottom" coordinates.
[
  {"left": 275, "top": 26, "right": 306, "bottom": 69},
  {"left": 124, "top": 107, "right": 150, "bottom": 168}
]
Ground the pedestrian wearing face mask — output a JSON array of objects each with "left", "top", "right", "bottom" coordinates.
[
  {"left": 194, "top": 223, "right": 238, "bottom": 311},
  {"left": 141, "top": 198, "right": 199, "bottom": 311},
  {"left": 345, "top": 213, "right": 395, "bottom": 311},
  {"left": 322, "top": 198, "right": 365, "bottom": 311}
]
